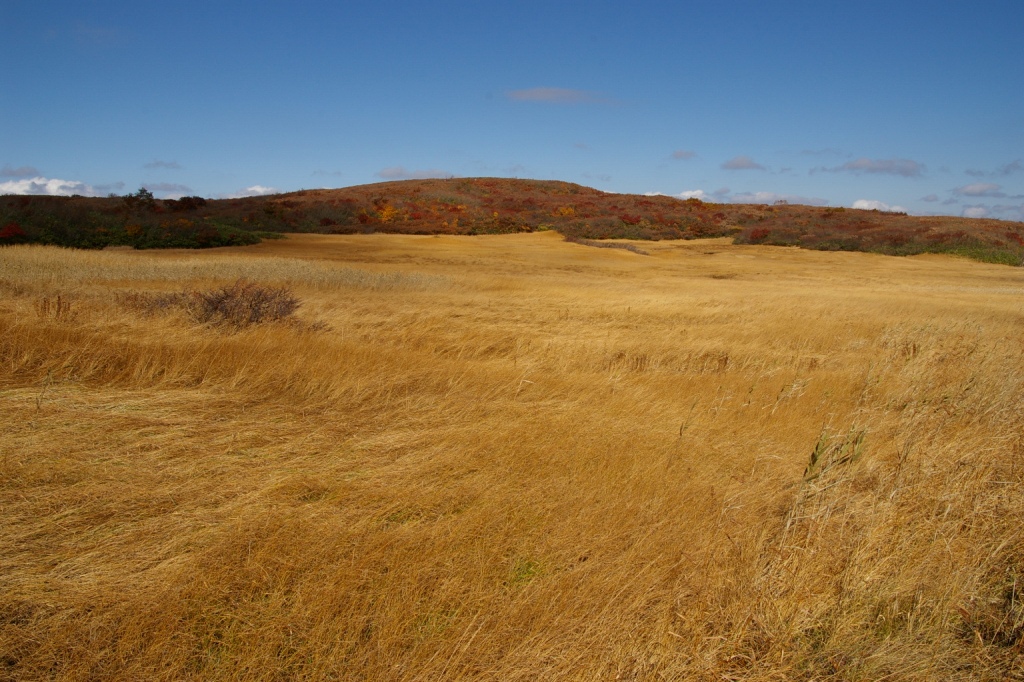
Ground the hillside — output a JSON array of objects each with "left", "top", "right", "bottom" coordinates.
[{"left": 2, "top": 177, "right": 1023, "bottom": 264}]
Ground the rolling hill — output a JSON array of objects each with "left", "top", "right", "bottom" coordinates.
[{"left": 2, "top": 177, "right": 1023, "bottom": 264}]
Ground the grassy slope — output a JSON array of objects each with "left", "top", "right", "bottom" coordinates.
[
  {"left": 1, "top": 234, "right": 1023, "bottom": 680},
  {"left": 4, "top": 178, "right": 1024, "bottom": 264}
]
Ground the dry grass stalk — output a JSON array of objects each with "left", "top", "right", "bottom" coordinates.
[{"left": 32, "top": 294, "right": 73, "bottom": 322}]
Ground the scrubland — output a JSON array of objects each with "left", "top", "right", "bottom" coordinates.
[{"left": 1, "top": 232, "right": 1022, "bottom": 680}]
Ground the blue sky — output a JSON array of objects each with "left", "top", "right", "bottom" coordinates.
[{"left": 2, "top": 1, "right": 1022, "bottom": 220}]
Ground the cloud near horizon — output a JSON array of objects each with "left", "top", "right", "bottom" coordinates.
[
  {"left": 671, "top": 150, "right": 696, "bottom": 160},
  {"left": 721, "top": 156, "right": 765, "bottom": 171},
  {"left": 954, "top": 203, "right": 1024, "bottom": 221},
  {"left": 673, "top": 190, "right": 713, "bottom": 201},
  {"left": 505, "top": 87, "right": 606, "bottom": 104},
  {"left": 376, "top": 166, "right": 452, "bottom": 180},
  {"left": 852, "top": 199, "right": 908, "bottom": 212},
  {"left": 818, "top": 158, "right": 924, "bottom": 178},
  {"left": 220, "top": 185, "right": 278, "bottom": 199},
  {"left": 730, "top": 191, "right": 829, "bottom": 206},
  {"left": 0, "top": 176, "right": 105, "bottom": 196},
  {"left": 666, "top": 188, "right": 828, "bottom": 206}
]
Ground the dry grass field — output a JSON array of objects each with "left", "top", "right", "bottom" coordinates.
[{"left": 1, "top": 232, "right": 1023, "bottom": 680}]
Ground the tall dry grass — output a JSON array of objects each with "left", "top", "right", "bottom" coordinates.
[{"left": 1, "top": 234, "right": 1022, "bottom": 680}]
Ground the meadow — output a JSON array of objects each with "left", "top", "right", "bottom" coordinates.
[{"left": 1, "top": 232, "right": 1022, "bottom": 680}]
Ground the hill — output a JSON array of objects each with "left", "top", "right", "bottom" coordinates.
[{"left": 2, "top": 177, "right": 1023, "bottom": 264}]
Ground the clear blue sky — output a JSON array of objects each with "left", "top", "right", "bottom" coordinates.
[{"left": 2, "top": 1, "right": 1022, "bottom": 220}]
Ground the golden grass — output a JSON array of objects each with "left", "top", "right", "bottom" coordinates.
[{"left": 1, "top": 233, "right": 1022, "bottom": 680}]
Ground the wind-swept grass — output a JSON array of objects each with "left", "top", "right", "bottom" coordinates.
[{"left": 1, "top": 234, "right": 1022, "bottom": 680}]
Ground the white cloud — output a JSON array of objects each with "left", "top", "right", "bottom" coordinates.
[
  {"left": 671, "top": 150, "right": 696, "bottom": 160},
  {"left": 953, "top": 183, "right": 1005, "bottom": 197},
  {"left": 505, "top": 87, "right": 606, "bottom": 104},
  {"left": 819, "top": 158, "right": 925, "bottom": 178},
  {"left": 962, "top": 206, "right": 988, "bottom": 218},
  {"left": 0, "top": 176, "right": 103, "bottom": 196},
  {"left": 221, "top": 185, "right": 278, "bottom": 199},
  {"left": 853, "top": 199, "right": 907, "bottom": 212},
  {"left": 376, "top": 166, "right": 452, "bottom": 180},
  {"left": 731, "top": 191, "right": 829, "bottom": 206},
  {"left": 677, "top": 189, "right": 714, "bottom": 201},
  {"left": 721, "top": 155, "right": 766, "bottom": 171},
  {"left": 921, "top": 194, "right": 939, "bottom": 202},
  {"left": 654, "top": 188, "right": 829, "bottom": 206}
]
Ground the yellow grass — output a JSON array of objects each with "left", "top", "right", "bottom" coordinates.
[{"left": 1, "top": 233, "right": 1022, "bottom": 680}]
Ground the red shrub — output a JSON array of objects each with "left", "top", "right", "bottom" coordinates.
[
  {"left": 0, "top": 222, "right": 27, "bottom": 242},
  {"left": 749, "top": 227, "right": 771, "bottom": 243}
]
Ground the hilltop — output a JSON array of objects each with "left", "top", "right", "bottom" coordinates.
[{"left": 2, "top": 177, "right": 1023, "bottom": 264}]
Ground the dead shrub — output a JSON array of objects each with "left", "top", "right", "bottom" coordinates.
[
  {"left": 118, "top": 279, "right": 301, "bottom": 328},
  {"left": 187, "top": 279, "right": 299, "bottom": 327}
]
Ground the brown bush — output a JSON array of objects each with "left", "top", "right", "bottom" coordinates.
[
  {"left": 119, "top": 280, "right": 299, "bottom": 328},
  {"left": 188, "top": 279, "right": 299, "bottom": 327}
]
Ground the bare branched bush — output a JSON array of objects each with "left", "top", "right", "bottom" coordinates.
[
  {"left": 187, "top": 279, "right": 299, "bottom": 327},
  {"left": 118, "top": 280, "right": 300, "bottom": 328}
]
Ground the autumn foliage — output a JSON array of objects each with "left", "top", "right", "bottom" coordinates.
[{"left": 2, "top": 178, "right": 1023, "bottom": 264}]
